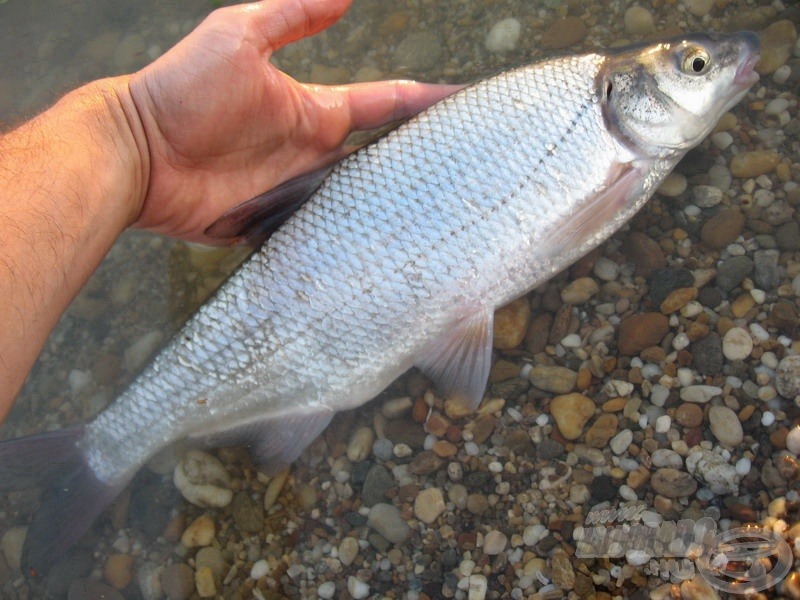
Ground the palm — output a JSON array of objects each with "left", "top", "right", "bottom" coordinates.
[{"left": 127, "top": 0, "right": 457, "bottom": 242}]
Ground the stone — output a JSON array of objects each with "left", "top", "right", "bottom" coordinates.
[
  {"left": 339, "top": 537, "right": 359, "bottom": 567},
  {"left": 776, "top": 355, "right": 800, "bottom": 400},
  {"left": 195, "top": 567, "right": 216, "bottom": 598},
  {"left": 483, "top": 530, "right": 507, "bottom": 555},
  {"left": 624, "top": 6, "right": 654, "bottom": 35},
  {"left": 716, "top": 256, "right": 753, "bottom": 292},
  {"left": 650, "top": 468, "right": 697, "bottom": 498},
  {"left": 363, "top": 465, "right": 393, "bottom": 507},
  {"left": 493, "top": 297, "right": 530, "bottom": 349},
  {"left": 683, "top": 0, "right": 713, "bottom": 17},
  {"left": 693, "top": 185, "right": 723, "bottom": 208},
  {"left": 610, "top": 429, "right": 633, "bottom": 455},
  {"left": 730, "top": 150, "right": 781, "bottom": 178},
  {"left": 232, "top": 491, "right": 264, "bottom": 533},
  {"left": 468, "top": 574, "right": 488, "bottom": 600},
  {"left": 181, "top": 514, "right": 215, "bottom": 548},
  {"left": 318, "top": 581, "right": 336, "bottom": 599},
  {"left": 367, "top": 503, "right": 410, "bottom": 544},
  {"left": 104, "top": 554, "right": 134, "bottom": 590},
  {"left": 346, "top": 426, "right": 374, "bottom": 462},
  {"left": 652, "top": 449, "right": 683, "bottom": 469},
  {"left": 700, "top": 209, "right": 745, "bottom": 249},
  {"left": 660, "top": 287, "right": 697, "bottom": 314},
  {"left": 675, "top": 403, "right": 704, "bottom": 428},
  {"left": 621, "top": 232, "right": 665, "bottom": 277},
  {"left": 756, "top": 20, "right": 797, "bottom": 75},
  {"left": 392, "top": 32, "right": 442, "bottom": 72},
  {"left": 195, "top": 547, "right": 226, "bottom": 579},
  {"left": 347, "top": 576, "right": 370, "bottom": 599},
  {"left": 528, "top": 365, "right": 577, "bottom": 393},
  {"left": 754, "top": 249, "right": 781, "bottom": 290},
  {"left": 485, "top": 18, "right": 522, "bottom": 53},
  {"left": 709, "top": 406, "right": 744, "bottom": 448},
  {"left": 721, "top": 327, "right": 753, "bottom": 361},
  {"left": 680, "top": 385, "right": 722, "bottom": 404},
  {"left": 648, "top": 268, "right": 695, "bottom": 306},
  {"left": 617, "top": 313, "right": 669, "bottom": 356},
  {"left": 173, "top": 450, "right": 233, "bottom": 509},
  {"left": 551, "top": 393, "right": 595, "bottom": 440},
  {"left": 551, "top": 548, "right": 575, "bottom": 590},
  {"left": 415, "top": 488, "right": 446, "bottom": 524},
  {"left": 686, "top": 450, "right": 739, "bottom": 494},
  {"left": 541, "top": 17, "right": 588, "bottom": 49},
  {"left": 1, "top": 526, "right": 25, "bottom": 571},
  {"left": 68, "top": 580, "right": 125, "bottom": 600},
  {"left": 561, "top": 277, "right": 599, "bottom": 305},
  {"left": 692, "top": 332, "right": 723, "bottom": 376},
  {"left": 161, "top": 564, "right": 195, "bottom": 600},
  {"left": 585, "top": 414, "right": 619, "bottom": 449}
]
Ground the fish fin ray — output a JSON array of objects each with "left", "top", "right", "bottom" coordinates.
[
  {"left": 0, "top": 427, "right": 126, "bottom": 576},
  {"left": 415, "top": 307, "right": 494, "bottom": 411},
  {"left": 550, "top": 162, "right": 642, "bottom": 254},
  {"left": 204, "top": 165, "right": 334, "bottom": 245},
  {"left": 195, "top": 409, "right": 333, "bottom": 475}
]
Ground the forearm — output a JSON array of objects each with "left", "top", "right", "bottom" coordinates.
[{"left": 0, "top": 77, "right": 148, "bottom": 420}]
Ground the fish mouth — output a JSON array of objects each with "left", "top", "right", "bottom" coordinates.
[{"left": 734, "top": 52, "right": 760, "bottom": 87}]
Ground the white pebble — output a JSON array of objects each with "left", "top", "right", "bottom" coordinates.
[
  {"left": 765, "top": 98, "right": 790, "bottom": 115},
  {"left": 722, "top": 327, "right": 753, "bottom": 361},
  {"left": 684, "top": 204, "right": 702, "bottom": 217},
  {"left": 173, "top": 450, "right": 233, "bottom": 508},
  {"left": 536, "top": 414, "right": 549, "bottom": 427},
  {"left": 762, "top": 411, "right": 776, "bottom": 426},
  {"left": 735, "top": 457, "right": 752, "bottom": 476},
  {"left": 619, "top": 485, "right": 638, "bottom": 502},
  {"left": 394, "top": 443, "right": 412, "bottom": 458},
  {"left": 317, "top": 581, "right": 336, "bottom": 599},
  {"left": 773, "top": 65, "right": 791, "bottom": 84},
  {"left": 610, "top": 429, "right": 633, "bottom": 454},
  {"left": 758, "top": 386, "right": 777, "bottom": 402},
  {"left": 750, "top": 289, "right": 766, "bottom": 304},
  {"left": 593, "top": 257, "right": 620, "bottom": 281},
  {"left": 650, "top": 384, "right": 669, "bottom": 407},
  {"left": 787, "top": 427, "right": 800, "bottom": 455},
  {"left": 523, "top": 524, "right": 547, "bottom": 546},
  {"left": 680, "top": 385, "right": 722, "bottom": 403},
  {"left": 468, "top": 574, "right": 489, "bottom": 600},
  {"left": 711, "top": 131, "right": 733, "bottom": 150},
  {"left": 655, "top": 415, "right": 672, "bottom": 434},
  {"left": 465, "top": 441, "right": 480, "bottom": 456},
  {"left": 485, "top": 18, "right": 521, "bottom": 53},
  {"left": 749, "top": 323, "right": 769, "bottom": 341},
  {"left": 693, "top": 185, "right": 723, "bottom": 207},
  {"left": 626, "top": 549, "right": 651, "bottom": 566},
  {"left": 677, "top": 367, "right": 695, "bottom": 388},
  {"left": 347, "top": 576, "right": 370, "bottom": 599},
  {"left": 561, "top": 333, "right": 582, "bottom": 348},
  {"left": 251, "top": 559, "right": 269, "bottom": 580},
  {"left": 347, "top": 427, "right": 374, "bottom": 462},
  {"left": 681, "top": 301, "right": 704, "bottom": 318},
  {"left": 672, "top": 332, "right": 690, "bottom": 351}
]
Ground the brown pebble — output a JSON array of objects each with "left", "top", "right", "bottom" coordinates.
[
  {"left": 525, "top": 312, "right": 553, "bottom": 354},
  {"left": 161, "top": 564, "right": 195, "bottom": 600},
  {"left": 621, "top": 231, "right": 665, "bottom": 277},
  {"left": 425, "top": 412, "right": 449, "bottom": 437},
  {"left": 684, "top": 427, "right": 704, "bottom": 447},
  {"left": 756, "top": 20, "right": 797, "bottom": 74},
  {"left": 409, "top": 450, "right": 444, "bottom": 475},
  {"left": 602, "top": 397, "right": 627, "bottom": 412},
  {"left": 660, "top": 287, "right": 697, "bottom": 314},
  {"left": 541, "top": 17, "right": 587, "bottom": 49},
  {"left": 412, "top": 396, "right": 429, "bottom": 423},
  {"left": 493, "top": 297, "right": 530, "bottom": 350},
  {"left": 675, "top": 403, "right": 704, "bottom": 428},
  {"left": 738, "top": 404, "right": 755, "bottom": 422},
  {"left": 104, "top": 554, "right": 134, "bottom": 590},
  {"left": 627, "top": 466, "right": 650, "bottom": 490},
  {"left": 432, "top": 440, "right": 457, "bottom": 458},
  {"left": 651, "top": 468, "right": 697, "bottom": 498},
  {"left": 466, "top": 414, "right": 496, "bottom": 444},
  {"left": 640, "top": 346, "right": 666, "bottom": 363},
  {"left": 731, "top": 293, "right": 756, "bottom": 318},
  {"left": 576, "top": 367, "right": 593, "bottom": 391},
  {"left": 700, "top": 209, "right": 745, "bottom": 249},
  {"left": 617, "top": 313, "right": 669, "bottom": 356},
  {"left": 728, "top": 503, "right": 758, "bottom": 522},
  {"left": 770, "top": 427, "right": 789, "bottom": 450},
  {"left": 585, "top": 414, "right": 619, "bottom": 448}
]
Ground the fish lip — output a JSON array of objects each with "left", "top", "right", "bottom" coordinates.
[{"left": 734, "top": 52, "right": 760, "bottom": 87}]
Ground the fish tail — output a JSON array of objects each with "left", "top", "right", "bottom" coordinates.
[{"left": 0, "top": 426, "right": 125, "bottom": 576}]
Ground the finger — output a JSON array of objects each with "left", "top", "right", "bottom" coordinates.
[
  {"left": 239, "top": 0, "right": 353, "bottom": 52},
  {"left": 331, "top": 81, "right": 465, "bottom": 131}
]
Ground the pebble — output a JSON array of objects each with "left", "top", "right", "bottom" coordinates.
[
  {"left": 493, "top": 297, "right": 530, "bottom": 350},
  {"left": 1, "top": 526, "right": 25, "bottom": 571},
  {"left": 232, "top": 491, "right": 263, "bottom": 533},
  {"left": 346, "top": 426, "right": 374, "bottom": 462},
  {"left": 485, "top": 18, "right": 521, "bottom": 53},
  {"left": 468, "top": 574, "right": 488, "bottom": 600},
  {"left": 104, "top": 554, "right": 134, "bottom": 590},
  {"left": 610, "top": 429, "right": 633, "bottom": 454},
  {"left": 757, "top": 20, "right": 797, "bottom": 74},
  {"left": 650, "top": 468, "right": 698, "bottom": 498},
  {"left": 593, "top": 256, "right": 620, "bottom": 281},
  {"left": 621, "top": 231, "right": 666, "bottom": 277},
  {"left": 680, "top": 385, "right": 722, "bottom": 403},
  {"left": 655, "top": 415, "right": 671, "bottom": 434},
  {"left": 347, "top": 576, "right": 370, "bottom": 599},
  {"left": 692, "top": 332, "right": 723, "bottom": 376},
  {"left": 675, "top": 403, "right": 704, "bottom": 428},
  {"left": 617, "top": 313, "right": 669, "bottom": 355},
  {"left": 68, "top": 580, "right": 125, "bottom": 600},
  {"left": 560, "top": 277, "right": 599, "bottom": 305},
  {"left": 716, "top": 256, "right": 754, "bottom": 291},
  {"left": 787, "top": 427, "right": 800, "bottom": 455},
  {"left": 551, "top": 548, "right": 575, "bottom": 590},
  {"left": 693, "top": 185, "right": 723, "bottom": 208},
  {"left": 585, "top": 414, "right": 618, "bottom": 448},
  {"left": 710, "top": 131, "right": 733, "bottom": 150},
  {"left": 657, "top": 172, "right": 688, "bottom": 197},
  {"left": 250, "top": 559, "right": 269, "bottom": 580},
  {"left": 339, "top": 537, "right": 359, "bottom": 567},
  {"left": 683, "top": 0, "right": 713, "bottom": 17},
  {"left": 363, "top": 465, "right": 394, "bottom": 506},
  {"left": 551, "top": 393, "right": 595, "bottom": 440},
  {"left": 392, "top": 32, "right": 442, "bottom": 71},
  {"left": 660, "top": 287, "right": 697, "bottom": 315},
  {"left": 367, "top": 503, "right": 410, "bottom": 544},
  {"left": 482, "top": 530, "right": 507, "bottom": 555},
  {"left": 541, "top": 17, "right": 587, "bottom": 49},
  {"left": 686, "top": 449, "right": 740, "bottom": 494},
  {"left": 730, "top": 150, "right": 781, "bottom": 177},
  {"left": 623, "top": 6, "right": 654, "bottom": 36},
  {"left": 776, "top": 355, "right": 800, "bottom": 400},
  {"left": 195, "top": 567, "right": 216, "bottom": 598},
  {"left": 754, "top": 249, "right": 781, "bottom": 290},
  {"left": 708, "top": 405, "right": 744, "bottom": 447},
  {"left": 173, "top": 450, "right": 233, "bottom": 508},
  {"left": 722, "top": 327, "right": 753, "bottom": 360},
  {"left": 317, "top": 581, "right": 336, "bottom": 599},
  {"left": 181, "top": 514, "right": 215, "bottom": 548},
  {"left": 700, "top": 209, "right": 745, "bottom": 249},
  {"left": 528, "top": 365, "right": 577, "bottom": 393},
  {"left": 195, "top": 547, "right": 225, "bottom": 580},
  {"left": 652, "top": 449, "right": 683, "bottom": 469},
  {"left": 161, "top": 564, "right": 195, "bottom": 600},
  {"left": 415, "top": 487, "right": 446, "bottom": 524}
]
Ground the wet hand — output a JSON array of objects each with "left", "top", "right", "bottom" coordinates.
[{"left": 127, "top": 0, "right": 457, "bottom": 242}]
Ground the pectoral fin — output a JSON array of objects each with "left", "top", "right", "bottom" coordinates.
[
  {"left": 204, "top": 165, "right": 334, "bottom": 246},
  {"left": 415, "top": 307, "right": 494, "bottom": 411},
  {"left": 194, "top": 409, "right": 334, "bottom": 475}
]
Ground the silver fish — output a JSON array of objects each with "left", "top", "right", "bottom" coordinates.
[{"left": 0, "top": 31, "right": 759, "bottom": 573}]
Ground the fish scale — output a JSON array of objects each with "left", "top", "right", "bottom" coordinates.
[{"left": 0, "top": 31, "right": 759, "bottom": 574}]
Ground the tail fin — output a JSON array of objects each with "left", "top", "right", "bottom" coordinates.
[{"left": 0, "top": 427, "right": 125, "bottom": 576}]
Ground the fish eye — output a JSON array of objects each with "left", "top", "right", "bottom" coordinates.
[{"left": 682, "top": 48, "right": 711, "bottom": 74}]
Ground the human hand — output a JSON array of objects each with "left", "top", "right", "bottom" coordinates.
[{"left": 127, "top": 0, "right": 458, "bottom": 243}]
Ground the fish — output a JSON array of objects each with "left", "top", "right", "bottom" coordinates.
[{"left": 0, "top": 31, "right": 759, "bottom": 575}]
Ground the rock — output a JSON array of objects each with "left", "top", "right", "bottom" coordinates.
[
  {"left": 716, "top": 256, "right": 754, "bottom": 292},
  {"left": 617, "top": 313, "right": 669, "bottom": 356},
  {"left": 593, "top": 257, "right": 619, "bottom": 282},
  {"left": 776, "top": 355, "right": 800, "bottom": 400},
  {"left": 541, "top": 17, "right": 587, "bottom": 49},
  {"left": 485, "top": 18, "right": 522, "bottom": 53},
  {"left": 648, "top": 268, "right": 694, "bottom": 306},
  {"left": 658, "top": 172, "right": 688, "bottom": 197},
  {"left": 161, "top": 564, "right": 195, "bottom": 600},
  {"left": 680, "top": 575, "right": 721, "bottom": 600},
  {"left": 104, "top": 554, "right": 134, "bottom": 590},
  {"left": 561, "top": 277, "right": 599, "bottom": 305},
  {"left": 347, "top": 426, "right": 374, "bottom": 462},
  {"left": 776, "top": 221, "right": 800, "bottom": 251},
  {"left": 624, "top": 6, "right": 654, "bottom": 35},
  {"left": 692, "top": 332, "right": 723, "bottom": 376},
  {"left": 347, "top": 576, "right": 370, "bottom": 599},
  {"left": 525, "top": 312, "right": 552, "bottom": 354},
  {"left": 339, "top": 537, "right": 359, "bottom": 567},
  {"left": 528, "top": 365, "right": 577, "bottom": 393},
  {"left": 756, "top": 20, "right": 797, "bottom": 74},
  {"left": 363, "top": 465, "right": 394, "bottom": 507},
  {"left": 195, "top": 547, "right": 226, "bottom": 580},
  {"left": 483, "top": 530, "right": 507, "bottom": 555},
  {"left": 683, "top": 0, "right": 714, "bottom": 17},
  {"left": 680, "top": 385, "right": 721, "bottom": 403},
  {"left": 730, "top": 150, "right": 781, "bottom": 177},
  {"left": 709, "top": 406, "right": 744, "bottom": 448},
  {"left": 693, "top": 185, "right": 723, "bottom": 208},
  {"left": 686, "top": 449, "right": 739, "bottom": 494},
  {"left": 232, "top": 491, "right": 264, "bottom": 533},
  {"left": 173, "top": 450, "right": 233, "bottom": 508},
  {"left": 675, "top": 403, "right": 704, "bottom": 428},
  {"left": 754, "top": 249, "right": 781, "bottom": 290},
  {"left": 415, "top": 488, "right": 446, "bottom": 524},
  {"left": 722, "top": 327, "right": 753, "bottom": 361},
  {"left": 767, "top": 301, "right": 799, "bottom": 337},
  {"left": 551, "top": 393, "right": 595, "bottom": 440},
  {"left": 700, "top": 209, "right": 745, "bottom": 249},
  {"left": 367, "top": 503, "right": 410, "bottom": 544},
  {"left": 551, "top": 548, "right": 575, "bottom": 590},
  {"left": 468, "top": 574, "right": 488, "bottom": 600},
  {"left": 392, "top": 32, "right": 442, "bottom": 72},
  {"left": 660, "top": 287, "right": 698, "bottom": 314},
  {"left": 621, "top": 232, "right": 666, "bottom": 277},
  {"left": 181, "top": 514, "right": 215, "bottom": 548},
  {"left": 1, "top": 526, "right": 25, "bottom": 571},
  {"left": 408, "top": 450, "right": 444, "bottom": 475},
  {"left": 585, "top": 414, "right": 619, "bottom": 448},
  {"left": 610, "top": 429, "right": 633, "bottom": 455},
  {"left": 318, "top": 581, "right": 336, "bottom": 599},
  {"left": 651, "top": 468, "right": 697, "bottom": 498},
  {"left": 651, "top": 449, "right": 683, "bottom": 469},
  {"left": 264, "top": 468, "right": 290, "bottom": 510},
  {"left": 194, "top": 566, "right": 215, "bottom": 598},
  {"left": 493, "top": 297, "right": 530, "bottom": 349}
]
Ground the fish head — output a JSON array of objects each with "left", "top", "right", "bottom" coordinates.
[{"left": 601, "top": 31, "right": 760, "bottom": 156}]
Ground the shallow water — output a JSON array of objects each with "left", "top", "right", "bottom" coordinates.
[{"left": 1, "top": 0, "right": 799, "bottom": 598}]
